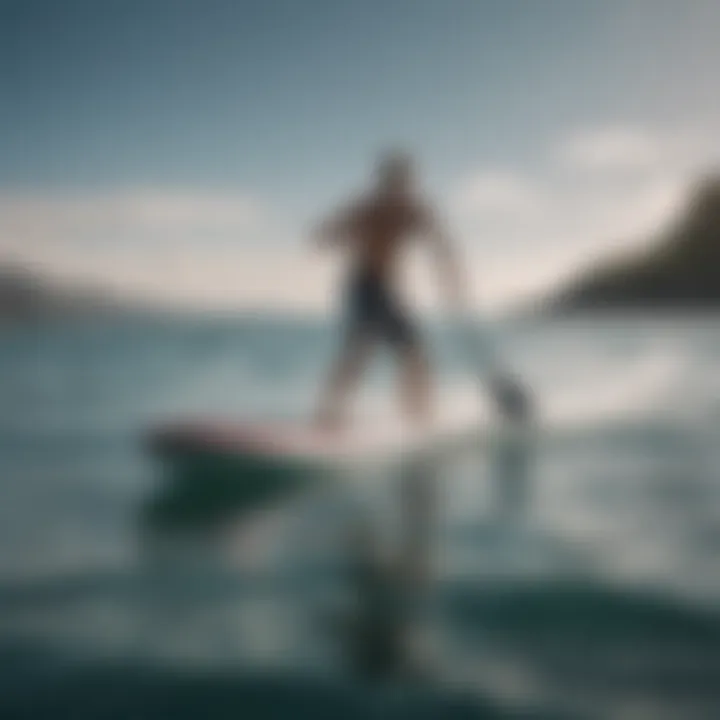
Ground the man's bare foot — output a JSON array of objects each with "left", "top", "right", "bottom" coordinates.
[{"left": 314, "top": 407, "right": 346, "bottom": 435}]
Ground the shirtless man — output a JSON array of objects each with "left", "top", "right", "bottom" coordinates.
[{"left": 314, "top": 152, "right": 463, "bottom": 429}]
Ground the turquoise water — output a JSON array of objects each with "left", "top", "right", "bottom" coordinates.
[{"left": 1, "top": 315, "right": 719, "bottom": 718}]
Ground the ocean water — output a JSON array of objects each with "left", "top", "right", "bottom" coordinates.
[{"left": 0, "top": 314, "right": 719, "bottom": 719}]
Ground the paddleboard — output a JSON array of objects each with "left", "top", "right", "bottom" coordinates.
[
  {"left": 147, "top": 412, "right": 490, "bottom": 512},
  {"left": 151, "top": 412, "right": 488, "bottom": 470}
]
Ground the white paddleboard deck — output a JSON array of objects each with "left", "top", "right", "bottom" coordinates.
[{"left": 150, "top": 409, "right": 490, "bottom": 475}]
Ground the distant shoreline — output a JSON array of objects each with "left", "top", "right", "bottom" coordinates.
[{"left": 542, "top": 176, "right": 720, "bottom": 314}]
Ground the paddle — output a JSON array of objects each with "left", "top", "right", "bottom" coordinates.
[{"left": 452, "top": 311, "right": 534, "bottom": 423}]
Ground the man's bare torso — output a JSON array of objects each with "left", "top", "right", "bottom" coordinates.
[{"left": 341, "top": 192, "right": 430, "bottom": 281}]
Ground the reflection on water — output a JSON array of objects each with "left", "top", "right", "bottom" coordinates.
[
  {"left": 136, "top": 425, "right": 539, "bottom": 690},
  {"left": 138, "top": 456, "right": 447, "bottom": 683},
  {"left": 490, "top": 428, "right": 534, "bottom": 525},
  {"left": 339, "top": 459, "right": 440, "bottom": 681}
]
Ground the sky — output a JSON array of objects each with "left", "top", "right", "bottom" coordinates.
[{"left": 1, "top": 0, "right": 719, "bottom": 312}]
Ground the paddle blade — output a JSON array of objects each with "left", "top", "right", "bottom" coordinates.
[{"left": 489, "top": 372, "right": 533, "bottom": 422}]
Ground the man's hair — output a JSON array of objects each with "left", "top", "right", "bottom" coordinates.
[{"left": 377, "top": 150, "right": 414, "bottom": 185}]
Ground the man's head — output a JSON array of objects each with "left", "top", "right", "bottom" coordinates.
[{"left": 376, "top": 150, "right": 414, "bottom": 195}]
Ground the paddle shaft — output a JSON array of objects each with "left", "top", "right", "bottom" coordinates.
[{"left": 450, "top": 312, "right": 532, "bottom": 422}]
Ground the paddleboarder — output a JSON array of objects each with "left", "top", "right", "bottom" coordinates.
[{"left": 313, "top": 151, "right": 463, "bottom": 429}]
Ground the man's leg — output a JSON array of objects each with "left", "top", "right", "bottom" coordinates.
[
  {"left": 398, "top": 343, "right": 432, "bottom": 425},
  {"left": 381, "top": 292, "right": 432, "bottom": 426},
  {"left": 315, "top": 333, "right": 373, "bottom": 430}
]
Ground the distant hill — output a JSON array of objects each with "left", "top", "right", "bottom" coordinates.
[
  {"left": 547, "top": 175, "right": 720, "bottom": 312},
  {"left": 0, "top": 264, "right": 115, "bottom": 320}
]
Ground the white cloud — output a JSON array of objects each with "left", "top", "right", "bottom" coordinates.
[
  {"left": 448, "top": 171, "right": 692, "bottom": 309},
  {"left": 95, "top": 248, "right": 338, "bottom": 314},
  {"left": 0, "top": 190, "right": 265, "bottom": 251},
  {"left": 0, "top": 189, "right": 323, "bottom": 312},
  {"left": 557, "top": 126, "right": 662, "bottom": 174},
  {"left": 452, "top": 170, "right": 544, "bottom": 217},
  {"left": 598, "top": 175, "right": 688, "bottom": 246}
]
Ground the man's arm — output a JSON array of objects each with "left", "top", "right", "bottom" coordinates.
[
  {"left": 313, "top": 201, "right": 361, "bottom": 249},
  {"left": 420, "top": 207, "right": 466, "bottom": 309}
]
